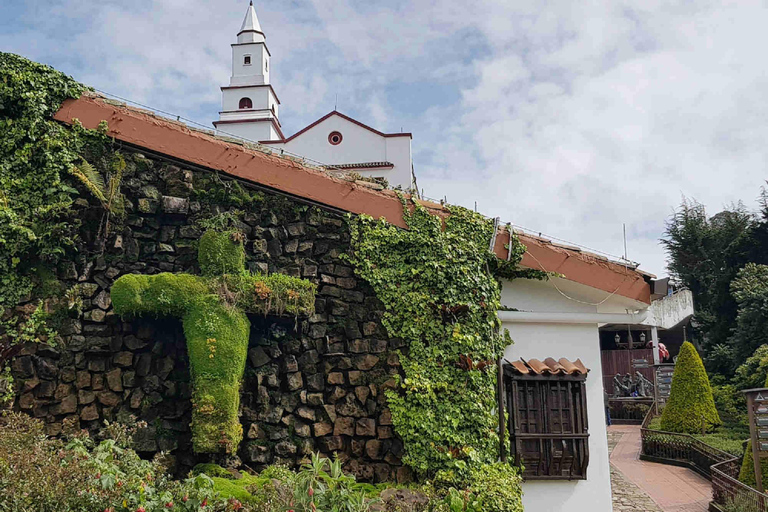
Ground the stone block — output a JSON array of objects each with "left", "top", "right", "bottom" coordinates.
[
  {"left": 318, "top": 435, "right": 344, "bottom": 452},
  {"left": 245, "top": 443, "right": 272, "bottom": 464},
  {"left": 297, "top": 406, "right": 316, "bottom": 422},
  {"left": 78, "top": 389, "right": 95, "bottom": 405},
  {"left": 97, "top": 391, "right": 121, "bottom": 407},
  {"left": 328, "top": 372, "right": 345, "bottom": 385},
  {"left": 307, "top": 393, "right": 324, "bottom": 406},
  {"left": 313, "top": 422, "right": 333, "bottom": 437},
  {"left": 93, "top": 291, "right": 112, "bottom": 310},
  {"left": 355, "top": 386, "right": 370, "bottom": 404},
  {"left": 356, "top": 418, "right": 376, "bottom": 437},
  {"left": 161, "top": 196, "right": 189, "bottom": 214},
  {"left": 122, "top": 371, "right": 136, "bottom": 388},
  {"left": 76, "top": 370, "right": 91, "bottom": 389},
  {"left": 113, "top": 351, "right": 134, "bottom": 367},
  {"left": 248, "top": 346, "right": 271, "bottom": 367},
  {"left": 80, "top": 404, "right": 99, "bottom": 422},
  {"left": 334, "top": 416, "right": 355, "bottom": 436},
  {"left": 365, "top": 439, "right": 383, "bottom": 460},
  {"left": 275, "top": 441, "right": 298, "bottom": 457},
  {"left": 51, "top": 394, "right": 77, "bottom": 415},
  {"left": 106, "top": 368, "right": 123, "bottom": 392},
  {"left": 354, "top": 355, "right": 379, "bottom": 371},
  {"left": 286, "top": 372, "right": 303, "bottom": 391}
]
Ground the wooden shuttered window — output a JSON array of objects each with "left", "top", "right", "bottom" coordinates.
[{"left": 504, "top": 369, "right": 590, "bottom": 480}]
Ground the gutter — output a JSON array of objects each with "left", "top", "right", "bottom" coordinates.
[{"left": 497, "top": 310, "right": 649, "bottom": 325}]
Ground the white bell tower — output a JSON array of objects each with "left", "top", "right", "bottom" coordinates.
[{"left": 214, "top": 1, "right": 282, "bottom": 142}]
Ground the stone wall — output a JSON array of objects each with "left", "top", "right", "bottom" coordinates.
[{"left": 9, "top": 150, "right": 408, "bottom": 482}]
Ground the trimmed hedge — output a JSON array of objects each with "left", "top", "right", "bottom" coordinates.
[{"left": 660, "top": 341, "right": 721, "bottom": 434}]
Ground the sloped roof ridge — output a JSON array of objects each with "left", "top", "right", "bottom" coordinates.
[{"left": 54, "top": 93, "right": 651, "bottom": 304}]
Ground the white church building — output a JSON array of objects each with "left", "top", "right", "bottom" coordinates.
[{"left": 214, "top": 2, "right": 415, "bottom": 191}]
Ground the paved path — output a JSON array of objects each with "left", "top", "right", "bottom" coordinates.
[
  {"left": 608, "top": 429, "right": 663, "bottom": 512},
  {"left": 608, "top": 424, "right": 711, "bottom": 512}
]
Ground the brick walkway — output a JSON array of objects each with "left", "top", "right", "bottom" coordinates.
[
  {"left": 608, "top": 429, "right": 663, "bottom": 512},
  {"left": 608, "top": 425, "right": 711, "bottom": 512}
]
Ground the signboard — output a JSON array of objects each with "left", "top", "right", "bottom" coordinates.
[
  {"left": 632, "top": 358, "right": 650, "bottom": 369},
  {"left": 744, "top": 388, "right": 768, "bottom": 492},
  {"left": 654, "top": 364, "right": 675, "bottom": 405}
]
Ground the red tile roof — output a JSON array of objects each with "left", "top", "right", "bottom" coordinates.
[
  {"left": 507, "top": 357, "right": 589, "bottom": 376},
  {"left": 52, "top": 93, "right": 651, "bottom": 304}
]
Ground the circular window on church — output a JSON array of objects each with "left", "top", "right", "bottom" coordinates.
[{"left": 328, "top": 131, "right": 343, "bottom": 145}]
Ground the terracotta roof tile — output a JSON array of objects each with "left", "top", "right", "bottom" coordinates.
[
  {"left": 506, "top": 357, "right": 589, "bottom": 376},
  {"left": 52, "top": 94, "right": 652, "bottom": 304}
]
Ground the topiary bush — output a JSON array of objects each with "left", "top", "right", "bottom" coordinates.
[
  {"left": 112, "top": 228, "right": 315, "bottom": 454},
  {"left": 660, "top": 341, "right": 721, "bottom": 434}
]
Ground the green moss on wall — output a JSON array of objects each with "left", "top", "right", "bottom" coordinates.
[
  {"left": 198, "top": 229, "right": 245, "bottom": 277},
  {"left": 660, "top": 341, "right": 721, "bottom": 434},
  {"left": 112, "top": 229, "right": 315, "bottom": 453}
]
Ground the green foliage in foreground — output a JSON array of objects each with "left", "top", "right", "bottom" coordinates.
[
  {"left": 0, "top": 413, "right": 222, "bottom": 512},
  {"left": 193, "top": 455, "right": 524, "bottom": 512},
  {"left": 348, "top": 196, "right": 541, "bottom": 485},
  {"left": 660, "top": 341, "right": 721, "bottom": 434},
  {"left": 112, "top": 229, "right": 315, "bottom": 454}
]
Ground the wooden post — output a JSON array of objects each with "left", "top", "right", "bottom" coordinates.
[{"left": 498, "top": 358, "right": 507, "bottom": 462}]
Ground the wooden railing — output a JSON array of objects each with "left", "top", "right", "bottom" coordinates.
[{"left": 639, "top": 408, "right": 768, "bottom": 511}]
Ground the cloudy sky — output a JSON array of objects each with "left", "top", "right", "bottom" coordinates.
[{"left": 4, "top": 0, "right": 768, "bottom": 276}]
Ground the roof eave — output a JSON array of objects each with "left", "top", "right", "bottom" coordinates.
[{"left": 53, "top": 94, "right": 650, "bottom": 305}]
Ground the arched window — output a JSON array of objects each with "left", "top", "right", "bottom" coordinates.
[{"left": 239, "top": 97, "right": 253, "bottom": 109}]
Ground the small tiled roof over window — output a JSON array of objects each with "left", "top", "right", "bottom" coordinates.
[{"left": 506, "top": 357, "right": 589, "bottom": 376}]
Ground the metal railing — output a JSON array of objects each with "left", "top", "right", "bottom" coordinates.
[{"left": 639, "top": 407, "right": 768, "bottom": 511}]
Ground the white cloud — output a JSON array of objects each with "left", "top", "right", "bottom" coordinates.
[{"left": 5, "top": 0, "right": 768, "bottom": 275}]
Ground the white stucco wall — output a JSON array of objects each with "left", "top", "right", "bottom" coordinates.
[
  {"left": 230, "top": 43, "right": 269, "bottom": 86},
  {"left": 216, "top": 119, "right": 279, "bottom": 143},
  {"left": 221, "top": 86, "right": 278, "bottom": 118},
  {"left": 500, "top": 278, "right": 616, "bottom": 512},
  {"left": 266, "top": 114, "right": 413, "bottom": 189}
]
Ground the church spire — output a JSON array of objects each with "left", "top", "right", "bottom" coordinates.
[
  {"left": 214, "top": 1, "right": 281, "bottom": 142},
  {"left": 238, "top": 1, "right": 264, "bottom": 43}
]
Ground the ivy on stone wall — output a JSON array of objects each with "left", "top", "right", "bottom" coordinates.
[
  {"left": 0, "top": 52, "right": 90, "bottom": 306},
  {"left": 347, "top": 197, "right": 542, "bottom": 479}
]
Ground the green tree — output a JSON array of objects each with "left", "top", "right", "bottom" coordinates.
[
  {"left": 729, "top": 264, "right": 768, "bottom": 364},
  {"left": 112, "top": 229, "right": 315, "bottom": 454},
  {"left": 660, "top": 341, "right": 721, "bottom": 433},
  {"left": 662, "top": 199, "right": 756, "bottom": 374}
]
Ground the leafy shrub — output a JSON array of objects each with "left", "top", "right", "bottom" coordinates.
[
  {"left": 660, "top": 341, "right": 721, "bottom": 433},
  {"left": 0, "top": 412, "right": 224, "bottom": 512},
  {"left": 732, "top": 344, "right": 768, "bottom": 392}
]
